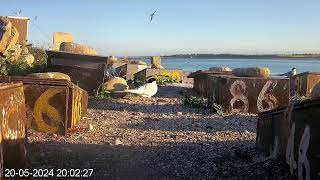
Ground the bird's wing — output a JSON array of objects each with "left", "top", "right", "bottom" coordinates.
[
  {"left": 150, "top": 15, "right": 153, "bottom": 22},
  {"left": 137, "top": 83, "right": 150, "bottom": 91},
  {"left": 126, "top": 83, "right": 149, "bottom": 94}
]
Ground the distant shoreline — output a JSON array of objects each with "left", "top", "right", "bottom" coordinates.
[{"left": 161, "top": 54, "right": 320, "bottom": 60}]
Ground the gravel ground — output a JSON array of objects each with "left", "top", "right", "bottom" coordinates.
[{"left": 27, "top": 84, "right": 292, "bottom": 179}]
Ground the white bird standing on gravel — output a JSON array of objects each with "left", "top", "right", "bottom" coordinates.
[{"left": 126, "top": 78, "right": 158, "bottom": 98}]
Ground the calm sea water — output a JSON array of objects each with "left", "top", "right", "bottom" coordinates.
[{"left": 145, "top": 58, "right": 320, "bottom": 75}]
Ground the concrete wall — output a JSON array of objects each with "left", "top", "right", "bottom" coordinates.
[
  {"left": 257, "top": 99, "right": 320, "bottom": 179},
  {"left": 4, "top": 16, "right": 29, "bottom": 44},
  {"left": 209, "top": 76, "right": 289, "bottom": 114}
]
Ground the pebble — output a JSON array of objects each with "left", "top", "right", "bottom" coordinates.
[
  {"left": 87, "top": 123, "right": 94, "bottom": 131},
  {"left": 115, "top": 138, "right": 123, "bottom": 145}
]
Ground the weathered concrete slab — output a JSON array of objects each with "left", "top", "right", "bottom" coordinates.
[
  {"left": 114, "top": 64, "right": 127, "bottom": 78},
  {"left": 134, "top": 68, "right": 184, "bottom": 82},
  {"left": 2, "top": 16, "right": 29, "bottom": 44},
  {"left": 112, "top": 62, "right": 147, "bottom": 80},
  {"left": 209, "top": 76, "right": 289, "bottom": 114},
  {"left": 0, "top": 83, "right": 27, "bottom": 172},
  {"left": 46, "top": 50, "right": 107, "bottom": 68},
  {"left": 290, "top": 72, "right": 320, "bottom": 96},
  {"left": 53, "top": 32, "right": 74, "bottom": 51},
  {"left": 150, "top": 56, "right": 162, "bottom": 69},
  {"left": 257, "top": 98, "right": 320, "bottom": 179},
  {"left": 46, "top": 64, "right": 105, "bottom": 93},
  {"left": 60, "top": 42, "right": 97, "bottom": 55},
  {"left": 46, "top": 50, "right": 107, "bottom": 92},
  {"left": 188, "top": 70, "right": 233, "bottom": 97},
  {"left": 0, "top": 76, "right": 88, "bottom": 135}
]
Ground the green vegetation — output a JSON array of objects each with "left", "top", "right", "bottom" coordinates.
[
  {"left": 182, "top": 95, "right": 224, "bottom": 116},
  {"left": 290, "top": 93, "right": 310, "bottom": 102},
  {"left": 0, "top": 46, "right": 48, "bottom": 76},
  {"left": 182, "top": 95, "right": 207, "bottom": 108},
  {"left": 94, "top": 84, "right": 116, "bottom": 99},
  {"left": 27, "top": 46, "right": 48, "bottom": 72},
  {"left": 212, "top": 103, "right": 224, "bottom": 116},
  {"left": 155, "top": 75, "right": 178, "bottom": 85}
]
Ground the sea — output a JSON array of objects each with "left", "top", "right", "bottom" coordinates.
[{"left": 144, "top": 58, "right": 320, "bottom": 75}]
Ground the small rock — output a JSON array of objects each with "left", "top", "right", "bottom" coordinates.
[
  {"left": 169, "top": 134, "right": 177, "bottom": 139},
  {"left": 87, "top": 124, "right": 94, "bottom": 131},
  {"left": 77, "top": 135, "right": 85, "bottom": 141},
  {"left": 177, "top": 112, "right": 183, "bottom": 115},
  {"left": 115, "top": 138, "right": 123, "bottom": 145}
]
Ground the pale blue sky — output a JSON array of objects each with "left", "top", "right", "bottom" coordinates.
[{"left": 2, "top": 0, "right": 320, "bottom": 56}]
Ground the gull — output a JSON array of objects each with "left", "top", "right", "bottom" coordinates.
[
  {"left": 150, "top": 10, "right": 157, "bottom": 22},
  {"left": 125, "top": 78, "right": 158, "bottom": 97}
]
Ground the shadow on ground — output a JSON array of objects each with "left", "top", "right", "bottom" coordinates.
[
  {"left": 120, "top": 116, "right": 257, "bottom": 134},
  {"left": 27, "top": 140, "right": 292, "bottom": 180},
  {"left": 88, "top": 98, "right": 207, "bottom": 115},
  {"left": 155, "top": 84, "right": 193, "bottom": 98}
]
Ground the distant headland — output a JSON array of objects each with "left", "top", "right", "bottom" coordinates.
[{"left": 162, "top": 54, "right": 320, "bottom": 59}]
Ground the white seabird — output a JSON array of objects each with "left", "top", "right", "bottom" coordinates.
[
  {"left": 279, "top": 67, "right": 297, "bottom": 77},
  {"left": 126, "top": 78, "right": 158, "bottom": 98}
]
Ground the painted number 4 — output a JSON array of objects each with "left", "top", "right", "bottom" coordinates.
[{"left": 286, "top": 123, "right": 311, "bottom": 180}]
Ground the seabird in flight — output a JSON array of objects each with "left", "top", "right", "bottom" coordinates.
[{"left": 150, "top": 10, "right": 157, "bottom": 22}]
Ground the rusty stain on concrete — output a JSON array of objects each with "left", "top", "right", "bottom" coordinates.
[{"left": 0, "top": 82, "right": 27, "bottom": 171}]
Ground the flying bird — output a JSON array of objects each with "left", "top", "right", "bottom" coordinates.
[
  {"left": 14, "top": 9, "right": 23, "bottom": 16},
  {"left": 125, "top": 78, "right": 158, "bottom": 97},
  {"left": 150, "top": 10, "right": 157, "bottom": 22}
]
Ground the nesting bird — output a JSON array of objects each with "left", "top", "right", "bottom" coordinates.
[
  {"left": 279, "top": 67, "right": 297, "bottom": 77},
  {"left": 125, "top": 78, "right": 158, "bottom": 98}
]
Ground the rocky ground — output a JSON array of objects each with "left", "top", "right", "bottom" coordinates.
[{"left": 27, "top": 84, "right": 292, "bottom": 179}]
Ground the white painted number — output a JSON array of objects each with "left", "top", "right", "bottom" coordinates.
[
  {"left": 229, "top": 80, "right": 249, "bottom": 113},
  {"left": 257, "top": 80, "right": 278, "bottom": 112},
  {"left": 286, "top": 123, "right": 311, "bottom": 180},
  {"left": 298, "top": 125, "right": 310, "bottom": 180},
  {"left": 286, "top": 123, "right": 297, "bottom": 174},
  {"left": 229, "top": 80, "right": 279, "bottom": 113}
]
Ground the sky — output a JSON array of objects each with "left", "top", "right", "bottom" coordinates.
[{"left": 2, "top": 0, "right": 320, "bottom": 56}]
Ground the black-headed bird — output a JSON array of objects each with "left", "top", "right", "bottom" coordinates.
[
  {"left": 278, "top": 67, "right": 297, "bottom": 77},
  {"left": 125, "top": 78, "right": 158, "bottom": 97}
]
